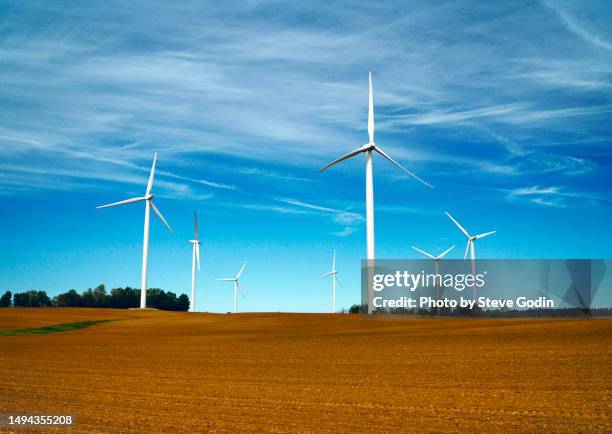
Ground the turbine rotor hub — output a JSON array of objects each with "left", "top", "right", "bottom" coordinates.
[{"left": 364, "top": 143, "right": 375, "bottom": 151}]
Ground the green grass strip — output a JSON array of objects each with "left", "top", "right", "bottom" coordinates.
[{"left": 0, "top": 320, "right": 114, "bottom": 336}]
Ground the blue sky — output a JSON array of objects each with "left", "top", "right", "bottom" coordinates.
[{"left": 0, "top": 0, "right": 610, "bottom": 312}]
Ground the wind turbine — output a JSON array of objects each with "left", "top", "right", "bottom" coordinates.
[
  {"left": 188, "top": 211, "right": 201, "bottom": 313},
  {"left": 320, "top": 72, "right": 432, "bottom": 261},
  {"left": 445, "top": 211, "right": 496, "bottom": 299},
  {"left": 96, "top": 153, "right": 173, "bottom": 309},
  {"left": 216, "top": 262, "right": 247, "bottom": 313},
  {"left": 412, "top": 245, "right": 455, "bottom": 302},
  {"left": 318, "top": 249, "right": 343, "bottom": 313}
]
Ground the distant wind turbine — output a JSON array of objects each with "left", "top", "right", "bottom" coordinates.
[
  {"left": 96, "top": 153, "right": 173, "bottom": 309},
  {"left": 320, "top": 72, "right": 433, "bottom": 261},
  {"left": 445, "top": 211, "right": 496, "bottom": 299},
  {"left": 189, "top": 211, "right": 201, "bottom": 313},
  {"left": 216, "top": 262, "right": 247, "bottom": 313},
  {"left": 412, "top": 245, "right": 455, "bottom": 301},
  {"left": 319, "top": 249, "right": 343, "bottom": 313},
  {"left": 445, "top": 212, "right": 496, "bottom": 263}
]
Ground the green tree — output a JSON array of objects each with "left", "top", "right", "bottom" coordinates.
[
  {"left": 36, "top": 291, "right": 51, "bottom": 307},
  {"left": 147, "top": 288, "right": 189, "bottom": 311},
  {"left": 348, "top": 304, "right": 368, "bottom": 314},
  {"left": 177, "top": 294, "right": 190, "bottom": 312},
  {"left": 93, "top": 284, "right": 108, "bottom": 307},
  {"left": 13, "top": 290, "right": 50, "bottom": 307},
  {"left": 82, "top": 288, "right": 96, "bottom": 307},
  {"left": 0, "top": 290, "right": 12, "bottom": 307},
  {"left": 53, "top": 289, "right": 82, "bottom": 307},
  {"left": 109, "top": 287, "right": 139, "bottom": 309},
  {"left": 13, "top": 292, "right": 29, "bottom": 307}
]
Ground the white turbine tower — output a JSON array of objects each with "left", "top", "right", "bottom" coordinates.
[
  {"left": 96, "top": 153, "right": 173, "bottom": 309},
  {"left": 445, "top": 211, "right": 496, "bottom": 299},
  {"left": 319, "top": 249, "right": 343, "bottom": 313},
  {"left": 188, "top": 211, "right": 201, "bottom": 313},
  {"left": 412, "top": 245, "right": 455, "bottom": 301},
  {"left": 216, "top": 262, "right": 247, "bottom": 313},
  {"left": 320, "top": 72, "right": 433, "bottom": 261}
]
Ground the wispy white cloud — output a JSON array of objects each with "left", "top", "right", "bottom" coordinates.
[
  {"left": 333, "top": 227, "right": 357, "bottom": 237},
  {"left": 501, "top": 105, "right": 612, "bottom": 125},
  {"left": 512, "top": 58, "right": 612, "bottom": 90},
  {"left": 276, "top": 197, "right": 363, "bottom": 224},
  {"left": 506, "top": 185, "right": 568, "bottom": 207},
  {"left": 0, "top": 0, "right": 609, "bottom": 208},
  {"left": 241, "top": 204, "right": 310, "bottom": 215},
  {"left": 505, "top": 185, "right": 611, "bottom": 208},
  {"left": 542, "top": 0, "right": 612, "bottom": 51},
  {"left": 156, "top": 170, "right": 237, "bottom": 191},
  {"left": 388, "top": 103, "right": 530, "bottom": 126},
  {"left": 0, "top": 162, "right": 198, "bottom": 200},
  {"left": 274, "top": 197, "right": 363, "bottom": 236},
  {"left": 236, "top": 167, "right": 314, "bottom": 182}
]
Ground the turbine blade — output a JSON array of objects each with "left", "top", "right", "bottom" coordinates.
[
  {"left": 145, "top": 152, "right": 157, "bottom": 196},
  {"left": 319, "top": 271, "right": 334, "bottom": 279},
  {"left": 237, "top": 281, "right": 246, "bottom": 298},
  {"left": 475, "top": 230, "right": 496, "bottom": 240},
  {"left": 215, "top": 278, "right": 235, "bottom": 281},
  {"left": 150, "top": 201, "right": 173, "bottom": 234},
  {"left": 445, "top": 211, "right": 470, "bottom": 238},
  {"left": 368, "top": 71, "right": 374, "bottom": 144},
  {"left": 194, "top": 210, "right": 199, "bottom": 240},
  {"left": 411, "top": 246, "right": 435, "bottom": 259},
  {"left": 96, "top": 196, "right": 146, "bottom": 209},
  {"left": 319, "top": 146, "right": 365, "bottom": 172},
  {"left": 463, "top": 240, "right": 470, "bottom": 266},
  {"left": 436, "top": 245, "right": 456, "bottom": 260},
  {"left": 195, "top": 243, "right": 200, "bottom": 271},
  {"left": 236, "top": 262, "right": 247, "bottom": 279},
  {"left": 373, "top": 146, "right": 433, "bottom": 188},
  {"left": 332, "top": 249, "right": 336, "bottom": 272},
  {"left": 336, "top": 275, "right": 344, "bottom": 288}
]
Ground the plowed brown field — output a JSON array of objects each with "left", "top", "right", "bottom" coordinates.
[{"left": 1, "top": 308, "right": 610, "bottom": 432}]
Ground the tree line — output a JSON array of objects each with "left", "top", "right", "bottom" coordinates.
[{"left": 0, "top": 285, "right": 189, "bottom": 311}]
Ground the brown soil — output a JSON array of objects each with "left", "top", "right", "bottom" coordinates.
[{"left": 1, "top": 308, "right": 610, "bottom": 432}]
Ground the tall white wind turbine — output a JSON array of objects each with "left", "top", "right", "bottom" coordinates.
[
  {"left": 216, "top": 262, "right": 247, "bottom": 313},
  {"left": 318, "top": 249, "right": 343, "bottom": 313},
  {"left": 96, "top": 153, "right": 173, "bottom": 309},
  {"left": 320, "top": 72, "right": 433, "bottom": 261},
  {"left": 188, "top": 211, "right": 201, "bottom": 312},
  {"left": 412, "top": 245, "right": 455, "bottom": 301},
  {"left": 445, "top": 211, "right": 496, "bottom": 299}
]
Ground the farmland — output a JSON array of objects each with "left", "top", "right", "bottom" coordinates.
[{"left": 1, "top": 308, "right": 610, "bottom": 432}]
